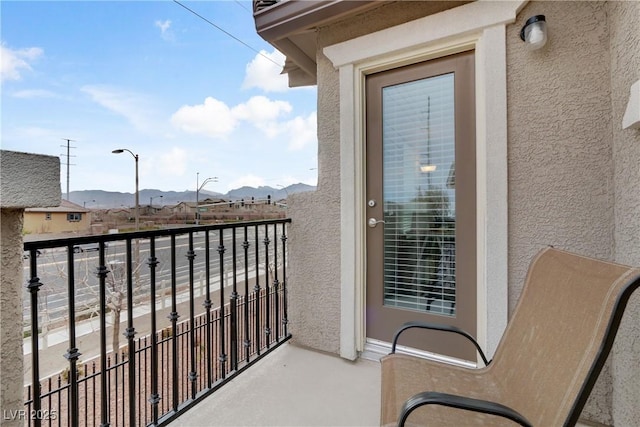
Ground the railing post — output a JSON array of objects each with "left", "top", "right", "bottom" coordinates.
[
  {"left": 263, "top": 224, "right": 271, "bottom": 348},
  {"left": 230, "top": 227, "right": 239, "bottom": 372},
  {"left": 242, "top": 226, "right": 251, "bottom": 363},
  {"left": 281, "top": 222, "right": 289, "bottom": 337},
  {"left": 254, "top": 224, "right": 261, "bottom": 355},
  {"left": 273, "top": 223, "right": 280, "bottom": 342},
  {"left": 27, "top": 258, "right": 43, "bottom": 427},
  {"left": 169, "top": 234, "right": 179, "bottom": 413},
  {"left": 64, "top": 246, "right": 81, "bottom": 427},
  {"left": 217, "top": 229, "right": 227, "bottom": 378},
  {"left": 96, "top": 243, "right": 110, "bottom": 427},
  {"left": 147, "top": 237, "right": 161, "bottom": 424},
  {"left": 124, "top": 238, "right": 137, "bottom": 427},
  {"left": 186, "top": 232, "right": 198, "bottom": 399},
  {"left": 203, "top": 230, "right": 213, "bottom": 388}
]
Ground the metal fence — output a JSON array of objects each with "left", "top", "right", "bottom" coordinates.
[{"left": 22, "top": 219, "right": 291, "bottom": 426}]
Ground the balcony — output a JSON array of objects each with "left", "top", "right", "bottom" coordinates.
[
  {"left": 3, "top": 163, "right": 602, "bottom": 426},
  {"left": 172, "top": 343, "right": 380, "bottom": 426},
  {"left": 20, "top": 219, "right": 322, "bottom": 426}
]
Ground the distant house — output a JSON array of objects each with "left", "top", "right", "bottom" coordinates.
[
  {"left": 141, "top": 204, "right": 167, "bottom": 216},
  {"left": 197, "top": 198, "right": 227, "bottom": 211},
  {"left": 103, "top": 207, "right": 131, "bottom": 222},
  {"left": 170, "top": 201, "right": 197, "bottom": 215},
  {"left": 199, "top": 197, "right": 225, "bottom": 205},
  {"left": 24, "top": 199, "right": 91, "bottom": 235}
]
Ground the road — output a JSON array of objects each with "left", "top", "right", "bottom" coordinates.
[{"left": 22, "top": 227, "right": 284, "bottom": 328}]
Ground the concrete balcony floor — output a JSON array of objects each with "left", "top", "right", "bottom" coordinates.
[
  {"left": 171, "top": 343, "right": 595, "bottom": 427},
  {"left": 171, "top": 343, "right": 381, "bottom": 426}
]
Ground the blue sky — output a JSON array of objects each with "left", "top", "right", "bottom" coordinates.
[{"left": 1, "top": 0, "right": 318, "bottom": 195}]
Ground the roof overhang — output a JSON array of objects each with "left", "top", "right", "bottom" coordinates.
[{"left": 253, "top": 0, "right": 383, "bottom": 87}]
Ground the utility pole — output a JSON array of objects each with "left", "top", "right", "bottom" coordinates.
[{"left": 60, "top": 138, "right": 76, "bottom": 200}]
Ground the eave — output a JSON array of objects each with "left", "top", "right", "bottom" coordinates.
[{"left": 253, "top": 0, "right": 383, "bottom": 87}]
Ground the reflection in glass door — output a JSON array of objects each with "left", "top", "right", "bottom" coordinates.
[{"left": 382, "top": 73, "right": 457, "bottom": 316}]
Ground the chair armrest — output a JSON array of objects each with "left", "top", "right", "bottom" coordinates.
[
  {"left": 398, "top": 391, "right": 533, "bottom": 427},
  {"left": 391, "top": 321, "right": 490, "bottom": 366}
]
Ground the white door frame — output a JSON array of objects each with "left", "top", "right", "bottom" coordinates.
[{"left": 323, "top": 1, "right": 527, "bottom": 362}]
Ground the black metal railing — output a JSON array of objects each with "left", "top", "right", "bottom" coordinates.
[{"left": 22, "top": 219, "right": 291, "bottom": 426}]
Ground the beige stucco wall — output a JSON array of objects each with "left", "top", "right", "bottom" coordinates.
[
  {"left": 609, "top": 1, "right": 640, "bottom": 425},
  {"left": 0, "top": 151, "right": 61, "bottom": 209},
  {"left": 0, "top": 150, "right": 60, "bottom": 426},
  {"left": 288, "top": 1, "right": 636, "bottom": 424},
  {"left": 0, "top": 209, "right": 26, "bottom": 425},
  {"left": 507, "top": 0, "right": 614, "bottom": 311},
  {"left": 286, "top": 51, "right": 342, "bottom": 353},
  {"left": 507, "top": 3, "right": 615, "bottom": 423},
  {"left": 507, "top": 2, "right": 639, "bottom": 424}
]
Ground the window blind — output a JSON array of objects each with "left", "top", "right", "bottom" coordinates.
[{"left": 381, "top": 73, "right": 456, "bottom": 317}]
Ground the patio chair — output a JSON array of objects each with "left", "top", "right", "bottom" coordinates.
[{"left": 381, "top": 247, "right": 640, "bottom": 426}]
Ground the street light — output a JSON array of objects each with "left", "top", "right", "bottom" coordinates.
[
  {"left": 196, "top": 172, "right": 218, "bottom": 225},
  {"left": 83, "top": 199, "right": 95, "bottom": 208},
  {"left": 112, "top": 149, "right": 139, "bottom": 231}
]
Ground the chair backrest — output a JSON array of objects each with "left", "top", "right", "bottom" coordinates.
[{"left": 488, "top": 247, "right": 640, "bottom": 426}]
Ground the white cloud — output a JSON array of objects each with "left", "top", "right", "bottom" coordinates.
[
  {"left": 285, "top": 111, "right": 317, "bottom": 150},
  {"left": 81, "top": 85, "right": 155, "bottom": 131},
  {"left": 12, "top": 89, "right": 56, "bottom": 99},
  {"left": 171, "top": 97, "right": 237, "bottom": 138},
  {"left": 171, "top": 95, "right": 316, "bottom": 152},
  {"left": 171, "top": 95, "right": 292, "bottom": 139},
  {"left": 242, "top": 49, "right": 288, "bottom": 93},
  {"left": 232, "top": 95, "right": 292, "bottom": 122},
  {"left": 155, "top": 19, "right": 174, "bottom": 42},
  {"left": 1, "top": 43, "right": 43, "bottom": 83},
  {"left": 231, "top": 96, "right": 292, "bottom": 138}
]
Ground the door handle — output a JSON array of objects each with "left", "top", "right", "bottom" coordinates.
[{"left": 368, "top": 218, "right": 386, "bottom": 228}]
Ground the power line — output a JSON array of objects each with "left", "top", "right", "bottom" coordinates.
[
  {"left": 234, "top": 0, "right": 252, "bottom": 13},
  {"left": 172, "top": 0, "right": 283, "bottom": 68}
]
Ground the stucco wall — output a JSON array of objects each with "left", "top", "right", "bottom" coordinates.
[
  {"left": 507, "top": 3, "right": 615, "bottom": 423},
  {"left": 507, "top": 2, "right": 640, "bottom": 424},
  {"left": 0, "top": 150, "right": 61, "bottom": 208},
  {"left": 609, "top": 1, "right": 640, "bottom": 425},
  {"left": 286, "top": 54, "right": 342, "bottom": 353},
  {"left": 0, "top": 209, "right": 25, "bottom": 425},
  {"left": 507, "top": 1, "right": 613, "bottom": 310},
  {"left": 0, "top": 150, "right": 60, "bottom": 424},
  {"left": 289, "top": 1, "right": 636, "bottom": 423}
]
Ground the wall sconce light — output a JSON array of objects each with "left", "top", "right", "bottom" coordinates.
[{"left": 520, "top": 15, "right": 547, "bottom": 50}]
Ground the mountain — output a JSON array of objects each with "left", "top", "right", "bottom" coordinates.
[
  {"left": 226, "top": 183, "right": 315, "bottom": 200},
  {"left": 68, "top": 184, "right": 315, "bottom": 209},
  {"left": 286, "top": 183, "right": 316, "bottom": 194}
]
